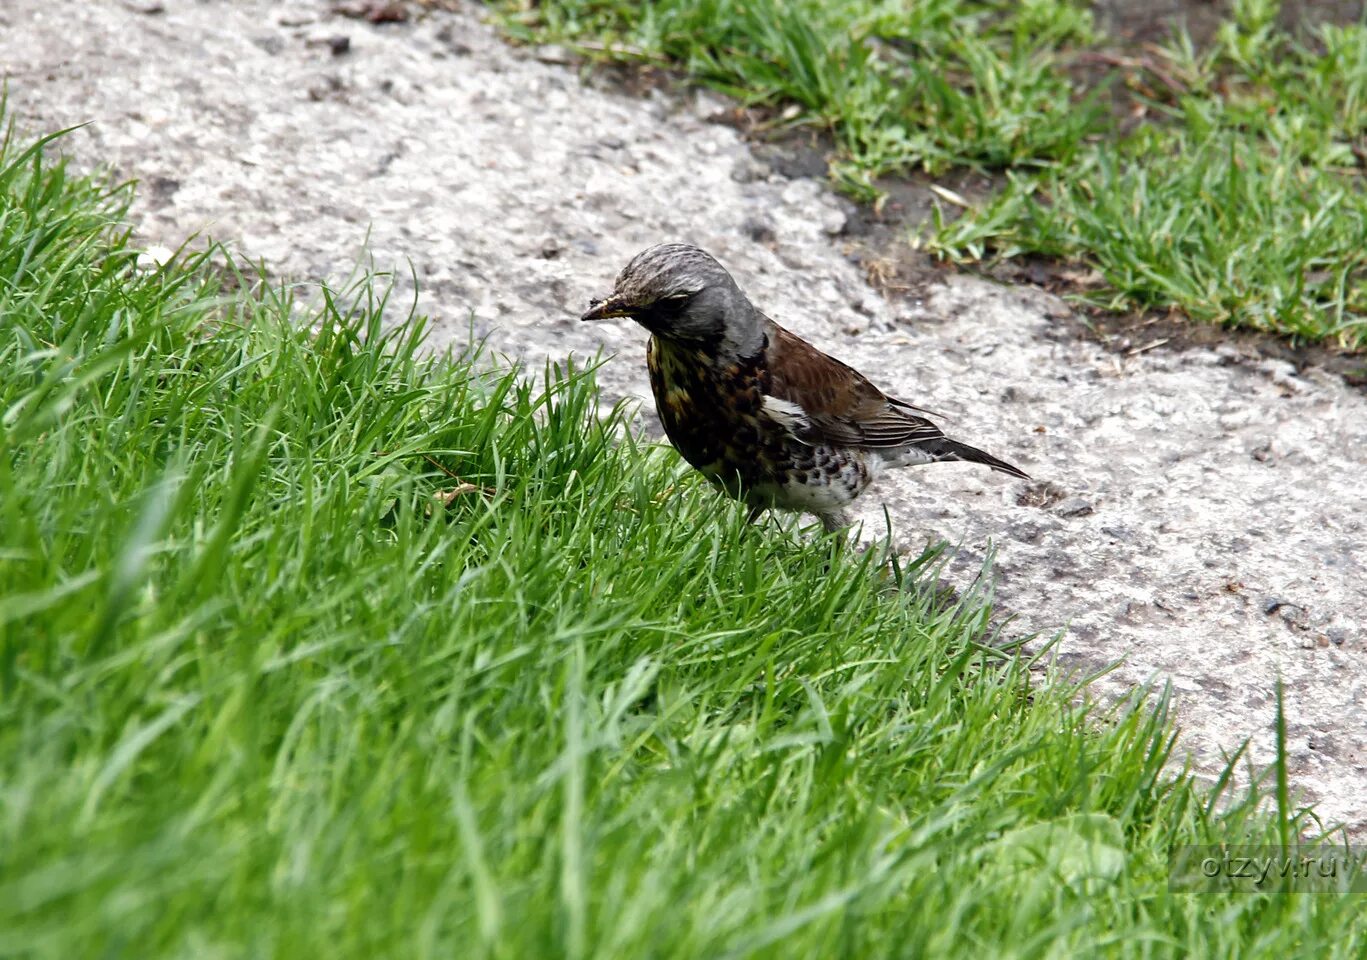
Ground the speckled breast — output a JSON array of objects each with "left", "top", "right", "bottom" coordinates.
[
  {"left": 645, "top": 336, "right": 781, "bottom": 493},
  {"left": 645, "top": 336, "right": 874, "bottom": 516}
]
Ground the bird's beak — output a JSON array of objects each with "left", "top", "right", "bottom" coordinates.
[{"left": 580, "top": 294, "right": 635, "bottom": 322}]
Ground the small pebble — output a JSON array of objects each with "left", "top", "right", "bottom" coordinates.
[
  {"left": 740, "top": 216, "right": 776, "bottom": 243},
  {"left": 1053, "top": 496, "right": 1094, "bottom": 518}
]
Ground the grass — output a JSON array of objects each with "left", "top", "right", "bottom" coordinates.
[
  {"left": 500, "top": 0, "right": 1367, "bottom": 349},
  {"left": 2, "top": 121, "right": 1366, "bottom": 955},
  {"left": 501, "top": 0, "right": 1102, "bottom": 176}
]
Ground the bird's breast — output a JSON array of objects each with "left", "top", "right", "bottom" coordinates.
[
  {"left": 646, "top": 337, "right": 772, "bottom": 480},
  {"left": 645, "top": 337, "right": 876, "bottom": 514}
]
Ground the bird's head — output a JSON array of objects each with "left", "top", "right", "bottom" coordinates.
[{"left": 581, "top": 243, "right": 759, "bottom": 351}]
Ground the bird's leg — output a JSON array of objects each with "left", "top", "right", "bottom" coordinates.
[
  {"left": 746, "top": 504, "right": 766, "bottom": 525},
  {"left": 818, "top": 509, "right": 853, "bottom": 534}
]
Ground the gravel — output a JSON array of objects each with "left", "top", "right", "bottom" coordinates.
[{"left": 3, "top": 0, "right": 1364, "bottom": 835}]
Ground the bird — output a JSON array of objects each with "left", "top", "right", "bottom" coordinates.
[{"left": 580, "top": 242, "right": 1029, "bottom": 532}]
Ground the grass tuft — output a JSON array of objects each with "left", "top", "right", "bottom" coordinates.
[{"left": 501, "top": 0, "right": 1101, "bottom": 179}]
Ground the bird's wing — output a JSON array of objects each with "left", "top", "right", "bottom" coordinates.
[{"left": 760, "top": 320, "right": 945, "bottom": 449}]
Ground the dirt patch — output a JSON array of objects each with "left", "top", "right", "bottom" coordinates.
[
  {"left": 1069, "top": 304, "right": 1367, "bottom": 386},
  {"left": 1094, "top": 0, "right": 1365, "bottom": 45}
]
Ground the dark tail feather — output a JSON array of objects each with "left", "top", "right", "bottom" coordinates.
[{"left": 932, "top": 438, "right": 1031, "bottom": 480}]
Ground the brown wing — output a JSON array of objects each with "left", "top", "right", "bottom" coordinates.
[{"left": 762, "top": 319, "right": 945, "bottom": 449}]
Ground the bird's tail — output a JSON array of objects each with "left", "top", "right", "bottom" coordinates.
[{"left": 922, "top": 438, "right": 1031, "bottom": 480}]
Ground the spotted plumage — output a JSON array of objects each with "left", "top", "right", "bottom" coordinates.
[{"left": 581, "top": 242, "right": 1029, "bottom": 531}]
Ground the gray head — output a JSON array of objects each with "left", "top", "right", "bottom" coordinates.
[{"left": 581, "top": 243, "right": 762, "bottom": 355}]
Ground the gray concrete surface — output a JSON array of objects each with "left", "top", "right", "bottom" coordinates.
[{"left": 2, "top": 0, "right": 1363, "bottom": 835}]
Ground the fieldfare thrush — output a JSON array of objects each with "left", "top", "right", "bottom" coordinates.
[{"left": 581, "top": 242, "right": 1029, "bottom": 532}]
